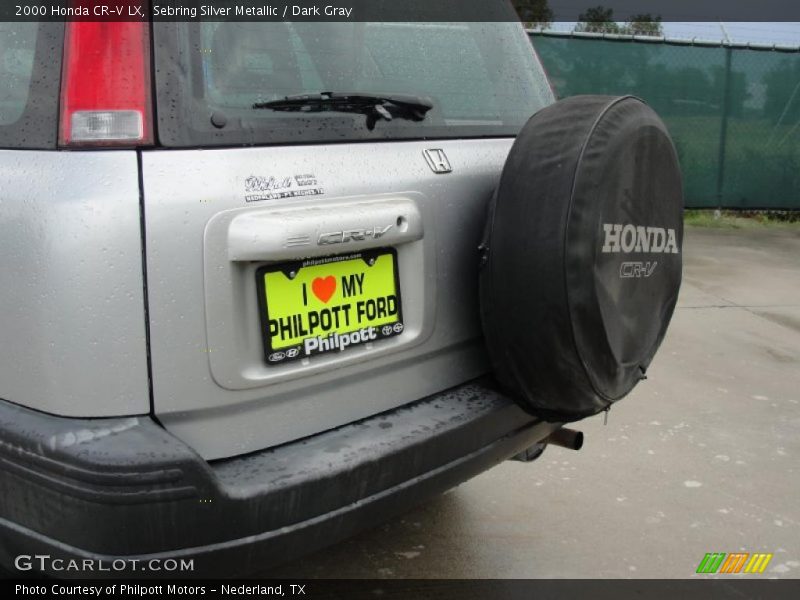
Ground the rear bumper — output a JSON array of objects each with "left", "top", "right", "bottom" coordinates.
[{"left": 0, "top": 379, "right": 558, "bottom": 578}]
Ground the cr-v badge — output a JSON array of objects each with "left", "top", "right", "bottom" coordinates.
[
  {"left": 318, "top": 225, "right": 393, "bottom": 246},
  {"left": 423, "top": 149, "right": 452, "bottom": 174}
]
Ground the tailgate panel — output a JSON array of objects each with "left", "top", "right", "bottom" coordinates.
[{"left": 142, "top": 139, "right": 511, "bottom": 459}]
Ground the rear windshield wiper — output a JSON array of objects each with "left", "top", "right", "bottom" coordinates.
[{"left": 253, "top": 92, "right": 434, "bottom": 130}]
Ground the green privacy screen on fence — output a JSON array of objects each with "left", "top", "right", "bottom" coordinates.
[{"left": 530, "top": 32, "right": 800, "bottom": 209}]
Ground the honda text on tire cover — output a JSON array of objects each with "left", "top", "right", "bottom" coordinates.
[{"left": 480, "top": 95, "right": 683, "bottom": 422}]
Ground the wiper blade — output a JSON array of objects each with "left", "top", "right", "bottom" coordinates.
[{"left": 253, "top": 92, "right": 434, "bottom": 130}]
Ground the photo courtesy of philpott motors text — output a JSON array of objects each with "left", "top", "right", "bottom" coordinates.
[{"left": 12, "top": 584, "right": 305, "bottom": 596}]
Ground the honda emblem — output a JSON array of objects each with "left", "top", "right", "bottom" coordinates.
[{"left": 423, "top": 149, "right": 452, "bottom": 174}]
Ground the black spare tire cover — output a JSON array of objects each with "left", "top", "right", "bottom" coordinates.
[{"left": 480, "top": 95, "right": 683, "bottom": 422}]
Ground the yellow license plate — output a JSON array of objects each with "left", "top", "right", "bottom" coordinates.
[{"left": 257, "top": 250, "right": 403, "bottom": 364}]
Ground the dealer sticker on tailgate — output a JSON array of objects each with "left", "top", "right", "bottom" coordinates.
[{"left": 257, "top": 250, "right": 403, "bottom": 364}]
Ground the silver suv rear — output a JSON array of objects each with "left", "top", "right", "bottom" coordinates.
[{"left": 0, "top": 15, "right": 558, "bottom": 576}]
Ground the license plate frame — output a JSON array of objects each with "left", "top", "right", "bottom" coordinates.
[{"left": 256, "top": 249, "right": 404, "bottom": 365}]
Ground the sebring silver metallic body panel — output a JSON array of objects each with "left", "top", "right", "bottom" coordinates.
[
  {"left": 142, "top": 139, "right": 513, "bottom": 460},
  {"left": 0, "top": 151, "right": 149, "bottom": 416}
]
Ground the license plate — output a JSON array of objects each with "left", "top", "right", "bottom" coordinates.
[{"left": 257, "top": 249, "right": 403, "bottom": 365}]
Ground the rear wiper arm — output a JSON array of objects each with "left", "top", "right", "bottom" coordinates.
[{"left": 253, "top": 92, "right": 434, "bottom": 130}]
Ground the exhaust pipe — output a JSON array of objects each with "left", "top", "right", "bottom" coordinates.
[{"left": 548, "top": 428, "right": 584, "bottom": 451}]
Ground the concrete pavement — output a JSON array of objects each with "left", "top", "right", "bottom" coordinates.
[{"left": 266, "top": 225, "right": 800, "bottom": 579}]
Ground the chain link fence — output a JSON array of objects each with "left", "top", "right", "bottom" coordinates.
[{"left": 530, "top": 31, "right": 800, "bottom": 209}]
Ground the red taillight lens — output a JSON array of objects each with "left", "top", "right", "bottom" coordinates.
[{"left": 59, "top": 18, "right": 153, "bottom": 147}]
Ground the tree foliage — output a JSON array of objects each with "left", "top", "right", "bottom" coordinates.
[
  {"left": 511, "top": 0, "right": 554, "bottom": 30},
  {"left": 626, "top": 14, "right": 664, "bottom": 37},
  {"left": 574, "top": 6, "right": 663, "bottom": 37},
  {"left": 574, "top": 6, "right": 620, "bottom": 34}
]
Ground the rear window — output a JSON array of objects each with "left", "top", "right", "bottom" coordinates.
[
  {"left": 153, "top": 21, "right": 554, "bottom": 147},
  {"left": 0, "top": 23, "right": 63, "bottom": 149}
]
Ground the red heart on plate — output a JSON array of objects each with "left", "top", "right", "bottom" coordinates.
[{"left": 312, "top": 276, "right": 337, "bottom": 304}]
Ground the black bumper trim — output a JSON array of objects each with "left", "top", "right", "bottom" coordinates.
[{"left": 0, "top": 379, "right": 558, "bottom": 577}]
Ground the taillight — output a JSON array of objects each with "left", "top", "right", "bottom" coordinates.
[{"left": 59, "top": 18, "right": 153, "bottom": 147}]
